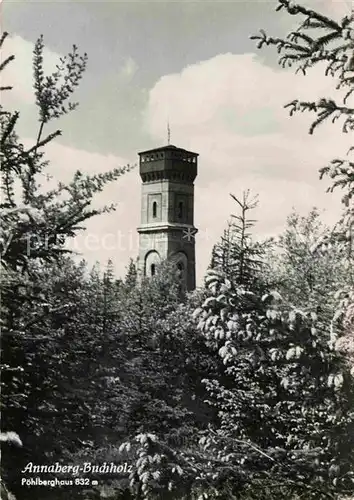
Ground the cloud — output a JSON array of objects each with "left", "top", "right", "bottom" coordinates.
[
  {"left": 46, "top": 141, "right": 139, "bottom": 276},
  {"left": 21, "top": 138, "right": 139, "bottom": 277},
  {"left": 120, "top": 57, "right": 138, "bottom": 80},
  {"left": 305, "top": 0, "right": 352, "bottom": 19},
  {"left": 144, "top": 51, "right": 350, "bottom": 281}
]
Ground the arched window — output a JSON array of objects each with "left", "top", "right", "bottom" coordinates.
[
  {"left": 177, "top": 201, "right": 183, "bottom": 219},
  {"left": 152, "top": 201, "right": 157, "bottom": 218},
  {"left": 150, "top": 263, "right": 156, "bottom": 276}
]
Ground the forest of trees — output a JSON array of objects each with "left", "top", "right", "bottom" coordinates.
[{"left": 1, "top": 1, "right": 353, "bottom": 499}]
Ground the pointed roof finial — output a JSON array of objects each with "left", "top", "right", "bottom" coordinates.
[{"left": 167, "top": 121, "right": 171, "bottom": 145}]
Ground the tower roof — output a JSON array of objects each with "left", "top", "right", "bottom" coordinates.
[{"left": 138, "top": 144, "right": 199, "bottom": 157}]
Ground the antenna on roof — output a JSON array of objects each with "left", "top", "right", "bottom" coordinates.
[{"left": 167, "top": 121, "right": 171, "bottom": 145}]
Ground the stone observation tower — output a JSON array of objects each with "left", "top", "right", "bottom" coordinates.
[{"left": 137, "top": 144, "right": 198, "bottom": 291}]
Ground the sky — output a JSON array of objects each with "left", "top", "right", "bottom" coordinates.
[{"left": 2, "top": 0, "right": 352, "bottom": 283}]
